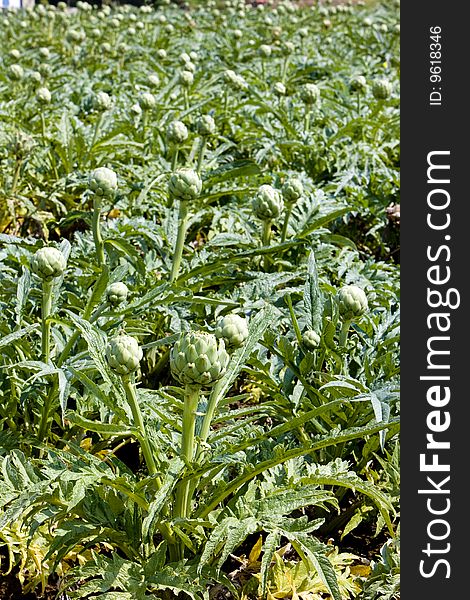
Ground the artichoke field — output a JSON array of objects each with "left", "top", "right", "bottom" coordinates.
[{"left": 0, "top": 1, "right": 400, "bottom": 599}]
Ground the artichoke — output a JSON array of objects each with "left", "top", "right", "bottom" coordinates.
[
  {"left": 8, "top": 64, "right": 24, "bottom": 81},
  {"left": 106, "top": 282, "right": 129, "bottom": 306},
  {"left": 89, "top": 167, "right": 118, "bottom": 198},
  {"left": 31, "top": 247, "right": 67, "bottom": 281},
  {"left": 148, "top": 73, "right": 160, "bottom": 87},
  {"left": 93, "top": 91, "right": 111, "bottom": 111},
  {"left": 252, "top": 184, "right": 284, "bottom": 221},
  {"left": 106, "top": 334, "right": 143, "bottom": 375},
  {"left": 302, "top": 329, "right": 321, "bottom": 351},
  {"left": 179, "top": 70, "right": 194, "bottom": 87},
  {"left": 166, "top": 120, "right": 188, "bottom": 144},
  {"left": 215, "top": 313, "right": 249, "bottom": 348},
  {"left": 170, "top": 331, "right": 229, "bottom": 386},
  {"left": 139, "top": 92, "right": 156, "bottom": 110},
  {"left": 349, "top": 75, "right": 367, "bottom": 93},
  {"left": 372, "top": 79, "right": 392, "bottom": 100},
  {"left": 168, "top": 168, "right": 202, "bottom": 201},
  {"left": 196, "top": 114, "right": 216, "bottom": 136},
  {"left": 36, "top": 87, "right": 51, "bottom": 105},
  {"left": 300, "top": 83, "right": 320, "bottom": 105},
  {"left": 273, "top": 82, "right": 286, "bottom": 96},
  {"left": 282, "top": 178, "right": 303, "bottom": 204},
  {"left": 337, "top": 285, "right": 368, "bottom": 320},
  {"left": 258, "top": 44, "right": 272, "bottom": 58}
]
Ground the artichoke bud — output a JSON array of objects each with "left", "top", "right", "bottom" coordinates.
[
  {"left": 36, "top": 87, "right": 51, "bottom": 105},
  {"left": 106, "top": 334, "right": 143, "bottom": 375},
  {"left": 89, "top": 166, "right": 118, "bottom": 199},
  {"left": 179, "top": 70, "right": 194, "bottom": 87},
  {"left": 166, "top": 120, "right": 188, "bottom": 144},
  {"left": 252, "top": 184, "right": 284, "bottom": 221},
  {"left": 281, "top": 178, "right": 303, "bottom": 204},
  {"left": 31, "top": 247, "right": 67, "bottom": 281},
  {"left": 273, "top": 82, "right": 286, "bottom": 96},
  {"left": 258, "top": 44, "right": 272, "bottom": 58},
  {"left": 215, "top": 313, "right": 249, "bottom": 348},
  {"left": 8, "top": 64, "right": 24, "bottom": 81},
  {"left": 170, "top": 331, "right": 229, "bottom": 386},
  {"left": 300, "top": 83, "right": 320, "bottom": 105},
  {"left": 372, "top": 79, "right": 392, "bottom": 100},
  {"left": 168, "top": 168, "right": 202, "bottom": 201},
  {"left": 337, "top": 285, "right": 368, "bottom": 320},
  {"left": 302, "top": 329, "right": 321, "bottom": 351},
  {"left": 139, "top": 92, "right": 157, "bottom": 110},
  {"left": 349, "top": 75, "right": 367, "bottom": 93},
  {"left": 93, "top": 91, "right": 111, "bottom": 111},
  {"left": 196, "top": 114, "right": 216, "bottom": 137},
  {"left": 106, "top": 282, "right": 129, "bottom": 306}
]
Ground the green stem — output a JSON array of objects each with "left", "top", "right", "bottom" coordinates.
[
  {"left": 170, "top": 201, "right": 188, "bottom": 283},
  {"left": 142, "top": 110, "right": 149, "bottom": 143},
  {"left": 261, "top": 220, "right": 272, "bottom": 271},
  {"left": 41, "top": 280, "right": 53, "bottom": 363},
  {"left": 92, "top": 198, "right": 106, "bottom": 268},
  {"left": 285, "top": 294, "right": 302, "bottom": 345},
  {"left": 40, "top": 111, "right": 47, "bottom": 145},
  {"left": 281, "top": 56, "right": 290, "bottom": 83},
  {"left": 171, "top": 147, "right": 179, "bottom": 172},
  {"left": 184, "top": 89, "right": 189, "bottom": 111},
  {"left": 280, "top": 204, "right": 293, "bottom": 243},
  {"left": 122, "top": 375, "right": 159, "bottom": 480},
  {"left": 175, "top": 384, "right": 200, "bottom": 521},
  {"left": 339, "top": 320, "right": 351, "bottom": 347},
  {"left": 86, "top": 113, "right": 103, "bottom": 165},
  {"left": 11, "top": 160, "right": 21, "bottom": 195},
  {"left": 196, "top": 137, "right": 206, "bottom": 174}
]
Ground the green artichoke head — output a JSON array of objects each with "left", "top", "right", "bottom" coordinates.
[
  {"left": 106, "top": 334, "right": 143, "bottom": 375},
  {"left": 252, "top": 184, "right": 284, "bottom": 221},
  {"left": 36, "top": 87, "right": 52, "bottom": 104},
  {"left": 170, "top": 331, "right": 229, "bottom": 386},
  {"left": 337, "top": 285, "right": 368, "bottom": 320},
  {"left": 139, "top": 92, "right": 157, "bottom": 110},
  {"left": 349, "top": 75, "right": 367, "bottom": 93},
  {"left": 282, "top": 178, "right": 303, "bottom": 204},
  {"left": 168, "top": 168, "right": 202, "bottom": 202},
  {"left": 93, "top": 91, "right": 112, "bottom": 111},
  {"left": 106, "top": 282, "right": 129, "bottom": 306},
  {"left": 273, "top": 81, "right": 286, "bottom": 96},
  {"left": 179, "top": 70, "right": 194, "bottom": 87},
  {"left": 300, "top": 83, "right": 320, "bottom": 105},
  {"left": 215, "top": 313, "right": 249, "bottom": 348},
  {"left": 89, "top": 167, "right": 118, "bottom": 198},
  {"left": 8, "top": 64, "right": 24, "bottom": 81},
  {"left": 372, "top": 79, "right": 392, "bottom": 100},
  {"left": 302, "top": 329, "right": 321, "bottom": 351},
  {"left": 166, "top": 120, "right": 188, "bottom": 144},
  {"left": 31, "top": 247, "right": 67, "bottom": 281},
  {"left": 196, "top": 114, "right": 216, "bottom": 137}
]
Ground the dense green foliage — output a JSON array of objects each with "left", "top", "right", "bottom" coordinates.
[{"left": 0, "top": 1, "right": 399, "bottom": 598}]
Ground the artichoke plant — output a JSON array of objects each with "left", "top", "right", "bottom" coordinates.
[
  {"left": 31, "top": 247, "right": 67, "bottom": 281},
  {"left": 170, "top": 331, "right": 229, "bottom": 386},
  {"left": 300, "top": 83, "right": 320, "bottom": 105},
  {"left": 106, "top": 282, "right": 129, "bottom": 306},
  {"left": 337, "top": 285, "right": 368, "bottom": 346},
  {"left": 196, "top": 114, "right": 216, "bottom": 137},
  {"left": 89, "top": 166, "right": 118, "bottom": 198},
  {"left": 372, "top": 79, "right": 392, "bottom": 100},
  {"left": 215, "top": 313, "right": 249, "bottom": 348},
  {"left": 337, "top": 285, "right": 368, "bottom": 320},
  {"left": 302, "top": 329, "right": 321, "bottom": 351},
  {"left": 166, "top": 120, "right": 188, "bottom": 145},
  {"left": 168, "top": 168, "right": 202, "bottom": 202},
  {"left": 106, "top": 334, "right": 143, "bottom": 375},
  {"left": 252, "top": 184, "right": 284, "bottom": 221}
]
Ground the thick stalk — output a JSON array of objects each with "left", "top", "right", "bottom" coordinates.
[
  {"left": 170, "top": 201, "right": 189, "bottom": 283},
  {"left": 41, "top": 280, "right": 53, "bottom": 363},
  {"left": 11, "top": 159, "right": 21, "bottom": 196},
  {"left": 183, "top": 89, "right": 189, "bottom": 111},
  {"left": 174, "top": 384, "right": 200, "bottom": 521},
  {"left": 339, "top": 320, "right": 351, "bottom": 347},
  {"left": 122, "top": 375, "right": 159, "bottom": 480},
  {"left": 40, "top": 111, "right": 47, "bottom": 145},
  {"left": 142, "top": 110, "right": 149, "bottom": 143},
  {"left": 92, "top": 197, "right": 106, "bottom": 268},
  {"left": 171, "top": 147, "right": 179, "bottom": 172},
  {"left": 261, "top": 220, "right": 272, "bottom": 271},
  {"left": 86, "top": 112, "right": 103, "bottom": 164},
  {"left": 196, "top": 137, "right": 206, "bottom": 174},
  {"left": 285, "top": 294, "right": 302, "bottom": 345},
  {"left": 280, "top": 204, "right": 293, "bottom": 243}
]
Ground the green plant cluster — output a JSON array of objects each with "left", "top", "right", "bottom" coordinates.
[{"left": 0, "top": 0, "right": 400, "bottom": 598}]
